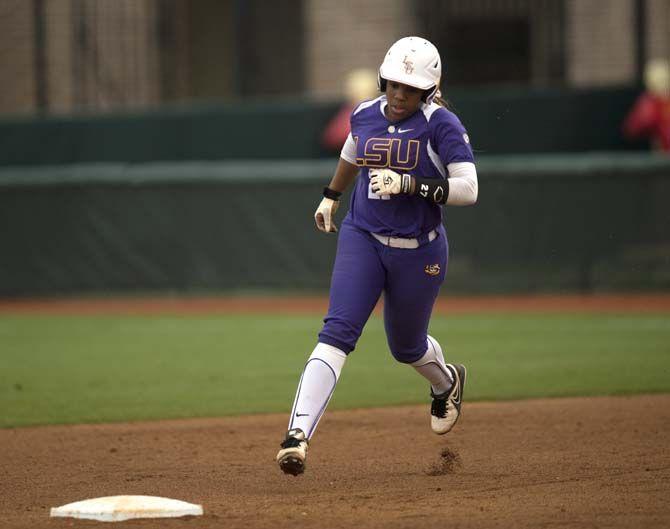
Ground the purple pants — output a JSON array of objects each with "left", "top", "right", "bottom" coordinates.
[{"left": 318, "top": 219, "right": 448, "bottom": 363}]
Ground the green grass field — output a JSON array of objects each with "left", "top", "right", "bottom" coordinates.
[{"left": 1, "top": 312, "right": 669, "bottom": 428}]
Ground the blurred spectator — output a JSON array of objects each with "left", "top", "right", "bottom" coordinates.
[
  {"left": 622, "top": 59, "right": 670, "bottom": 154},
  {"left": 321, "top": 69, "right": 378, "bottom": 152}
]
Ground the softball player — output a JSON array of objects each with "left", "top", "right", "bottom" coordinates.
[{"left": 277, "top": 36, "right": 478, "bottom": 476}]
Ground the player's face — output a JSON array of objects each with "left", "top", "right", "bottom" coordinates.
[{"left": 385, "top": 81, "right": 423, "bottom": 121}]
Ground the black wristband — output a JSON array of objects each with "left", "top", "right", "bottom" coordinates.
[
  {"left": 323, "top": 186, "right": 342, "bottom": 200},
  {"left": 412, "top": 178, "right": 449, "bottom": 205}
]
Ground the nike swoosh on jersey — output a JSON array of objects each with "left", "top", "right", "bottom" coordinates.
[
  {"left": 295, "top": 413, "right": 309, "bottom": 417},
  {"left": 398, "top": 128, "right": 414, "bottom": 133}
]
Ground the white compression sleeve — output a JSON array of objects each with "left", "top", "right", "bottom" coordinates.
[
  {"left": 445, "top": 162, "right": 478, "bottom": 205},
  {"left": 411, "top": 335, "right": 454, "bottom": 394},
  {"left": 288, "top": 343, "right": 347, "bottom": 439}
]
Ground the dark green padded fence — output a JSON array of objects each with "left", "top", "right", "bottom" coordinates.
[
  {"left": 1, "top": 154, "right": 669, "bottom": 297},
  {"left": 0, "top": 86, "right": 645, "bottom": 166},
  {"left": 445, "top": 85, "right": 645, "bottom": 155},
  {"left": 0, "top": 101, "right": 340, "bottom": 166}
]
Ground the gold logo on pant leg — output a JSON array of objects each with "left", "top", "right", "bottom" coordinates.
[{"left": 424, "top": 264, "right": 440, "bottom": 276}]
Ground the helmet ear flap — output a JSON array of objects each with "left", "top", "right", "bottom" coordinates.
[
  {"left": 422, "top": 85, "right": 439, "bottom": 103},
  {"left": 378, "top": 74, "right": 387, "bottom": 93}
]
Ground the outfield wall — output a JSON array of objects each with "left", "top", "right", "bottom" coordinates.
[
  {"left": 0, "top": 86, "right": 644, "bottom": 166},
  {"left": 1, "top": 153, "right": 669, "bottom": 297}
]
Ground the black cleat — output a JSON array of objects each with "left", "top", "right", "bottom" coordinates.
[{"left": 430, "top": 364, "right": 466, "bottom": 434}]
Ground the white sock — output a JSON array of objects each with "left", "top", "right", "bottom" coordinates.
[
  {"left": 411, "top": 335, "right": 454, "bottom": 395},
  {"left": 288, "top": 343, "right": 347, "bottom": 439}
]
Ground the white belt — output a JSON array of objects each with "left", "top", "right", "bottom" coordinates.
[{"left": 371, "top": 229, "right": 438, "bottom": 249}]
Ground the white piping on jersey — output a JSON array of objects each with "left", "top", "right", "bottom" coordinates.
[
  {"left": 426, "top": 140, "right": 446, "bottom": 179},
  {"left": 379, "top": 96, "right": 389, "bottom": 118},
  {"left": 353, "top": 96, "right": 384, "bottom": 116},
  {"left": 421, "top": 101, "right": 441, "bottom": 122}
]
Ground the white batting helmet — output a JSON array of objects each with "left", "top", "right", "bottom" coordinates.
[{"left": 378, "top": 36, "right": 442, "bottom": 102}]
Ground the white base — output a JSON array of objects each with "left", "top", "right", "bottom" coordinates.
[{"left": 50, "top": 495, "right": 203, "bottom": 522}]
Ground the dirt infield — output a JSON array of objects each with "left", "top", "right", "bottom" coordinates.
[
  {"left": 1, "top": 395, "right": 669, "bottom": 529},
  {"left": 1, "top": 293, "right": 670, "bottom": 315},
  {"left": 2, "top": 295, "right": 669, "bottom": 527}
]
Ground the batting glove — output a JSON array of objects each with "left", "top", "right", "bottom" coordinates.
[
  {"left": 314, "top": 197, "right": 339, "bottom": 233},
  {"left": 369, "top": 168, "right": 412, "bottom": 196}
]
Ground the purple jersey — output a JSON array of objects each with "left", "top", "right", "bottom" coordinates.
[{"left": 346, "top": 96, "right": 474, "bottom": 238}]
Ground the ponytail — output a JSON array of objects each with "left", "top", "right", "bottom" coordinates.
[{"left": 432, "top": 89, "right": 450, "bottom": 109}]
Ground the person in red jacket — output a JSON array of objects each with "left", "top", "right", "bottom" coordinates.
[
  {"left": 623, "top": 59, "right": 670, "bottom": 153},
  {"left": 321, "top": 69, "right": 378, "bottom": 152}
]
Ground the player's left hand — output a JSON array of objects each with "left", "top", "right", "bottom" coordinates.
[
  {"left": 369, "top": 169, "right": 411, "bottom": 196},
  {"left": 314, "top": 197, "right": 339, "bottom": 233}
]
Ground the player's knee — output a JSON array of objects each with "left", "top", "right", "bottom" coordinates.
[
  {"left": 389, "top": 344, "right": 426, "bottom": 364},
  {"left": 390, "top": 334, "right": 443, "bottom": 365}
]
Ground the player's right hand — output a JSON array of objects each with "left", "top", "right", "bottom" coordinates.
[
  {"left": 314, "top": 197, "right": 339, "bottom": 233},
  {"left": 370, "top": 168, "right": 412, "bottom": 196}
]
